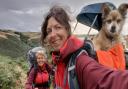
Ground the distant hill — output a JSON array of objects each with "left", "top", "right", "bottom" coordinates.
[{"left": 0, "top": 29, "right": 40, "bottom": 58}]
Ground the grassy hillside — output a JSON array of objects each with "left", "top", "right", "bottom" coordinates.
[
  {"left": 0, "top": 30, "right": 40, "bottom": 58},
  {"left": 0, "top": 34, "right": 29, "bottom": 58},
  {"left": 0, "top": 29, "right": 40, "bottom": 89}
]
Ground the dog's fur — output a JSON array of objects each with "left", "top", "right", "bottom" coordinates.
[{"left": 92, "top": 3, "right": 128, "bottom": 51}]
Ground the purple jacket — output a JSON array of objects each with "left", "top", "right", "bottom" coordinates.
[{"left": 76, "top": 52, "right": 128, "bottom": 89}]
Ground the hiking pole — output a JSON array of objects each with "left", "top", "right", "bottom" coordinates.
[{"left": 85, "top": 14, "right": 98, "bottom": 40}]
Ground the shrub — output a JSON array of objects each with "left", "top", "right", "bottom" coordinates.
[{"left": 0, "top": 55, "right": 28, "bottom": 89}]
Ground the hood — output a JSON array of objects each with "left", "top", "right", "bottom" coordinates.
[{"left": 52, "top": 35, "right": 83, "bottom": 64}]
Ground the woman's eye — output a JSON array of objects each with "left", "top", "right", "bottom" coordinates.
[
  {"left": 55, "top": 26, "right": 61, "bottom": 30},
  {"left": 46, "top": 28, "right": 52, "bottom": 34},
  {"left": 55, "top": 26, "right": 60, "bottom": 30},
  {"left": 57, "top": 26, "right": 62, "bottom": 29}
]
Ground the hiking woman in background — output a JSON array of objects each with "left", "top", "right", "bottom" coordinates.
[
  {"left": 25, "top": 50, "right": 53, "bottom": 89},
  {"left": 41, "top": 5, "right": 128, "bottom": 89}
]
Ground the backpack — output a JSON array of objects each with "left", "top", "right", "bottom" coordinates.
[
  {"left": 26, "top": 47, "right": 51, "bottom": 88},
  {"left": 27, "top": 47, "right": 45, "bottom": 75},
  {"left": 67, "top": 40, "right": 96, "bottom": 89},
  {"left": 27, "top": 47, "right": 46, "bottom": 68}
]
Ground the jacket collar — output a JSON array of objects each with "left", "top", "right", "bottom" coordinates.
[{"left": 52, "top": 35, "right": 83, "bottom": 64}]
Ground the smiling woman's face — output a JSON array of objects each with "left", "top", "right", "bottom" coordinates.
[
  {"left": 46, "top": 17, "right": 68, "bottom": 51},
  {"left": 36, "top": 54, "right": 46, "bottom": 67}
]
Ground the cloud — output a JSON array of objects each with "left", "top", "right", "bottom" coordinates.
[
  {"left": 0, "top": 0, "right": 128, "bottom": 32},
  {"left": 10, "top": 10, "right": 24, "bottom": 14},
  {"left": 0, "top": 0, "right": 49, "bottom": 10}
]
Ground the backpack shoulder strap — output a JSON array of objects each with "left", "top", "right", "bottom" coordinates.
[
  {"left": 67, "top": 40, "right": 96, "bottom": 89},
  {"left": 68, "top": 48, "right": 87, "bottom": 89},
  {"left": 83, "top": 40, "right": 97, "bottom": 59}
]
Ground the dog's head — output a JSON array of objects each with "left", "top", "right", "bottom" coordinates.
[{"left": 101, "top": 3, "right": 128, "bottom": 38}]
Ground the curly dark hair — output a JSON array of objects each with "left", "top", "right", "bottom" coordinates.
[{"left": 41, "top": 5, "right": 71, "bottom": 46}]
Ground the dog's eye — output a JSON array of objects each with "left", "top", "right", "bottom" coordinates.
[
  {"left": 107, "top": 20, "right": 111, "bottom": 24},
  {"left": 117, "top": 19, "right": 121, "bottom": 23}
]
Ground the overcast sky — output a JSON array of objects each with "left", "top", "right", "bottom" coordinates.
[{"left": 0, "top": 0, "right": 128, "bottom": 34}]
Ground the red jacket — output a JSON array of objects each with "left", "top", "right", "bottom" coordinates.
[
  {"left": 52, "top": 36, "right": 83, "bottom": 89},
  {"left": 25, "top": 63, "right": 52, "bottom": 89}
]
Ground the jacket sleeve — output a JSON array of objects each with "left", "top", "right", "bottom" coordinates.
[
  {"left": 25, "top": 68, "right": 35, "bottom": 89},
  {"left": 76, "top": 52, "right": 128, "bottom": 89}
]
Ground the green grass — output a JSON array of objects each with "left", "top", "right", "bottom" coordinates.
[{"left": 0, "top": 55, "right": 28, "bottom": 89}]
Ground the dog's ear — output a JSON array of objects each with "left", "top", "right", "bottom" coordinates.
[
  {"left": 102, "top": 4, "right": 111, "bottom": 19},
  {"left": 118, "top": 3, "right": 128, "bottom": 18}
]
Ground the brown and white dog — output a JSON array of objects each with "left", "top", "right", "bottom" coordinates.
[{"left": 92, "top": 3, "right": 128, "bottom": 51}]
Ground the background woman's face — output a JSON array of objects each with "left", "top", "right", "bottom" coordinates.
[
  {"left": 36, "top": 54, "right": 46, "bottom": 67},
  {"left": 46, "top": 17, "right": 68, "bottom": 51}
]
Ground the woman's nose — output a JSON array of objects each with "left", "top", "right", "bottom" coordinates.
[{"left": 50, "top": 28, "right": 57, "bottom": 37}]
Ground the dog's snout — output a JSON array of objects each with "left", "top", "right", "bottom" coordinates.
[{"left": 111, "top": 26, "right": 116, "bottom": 33}]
